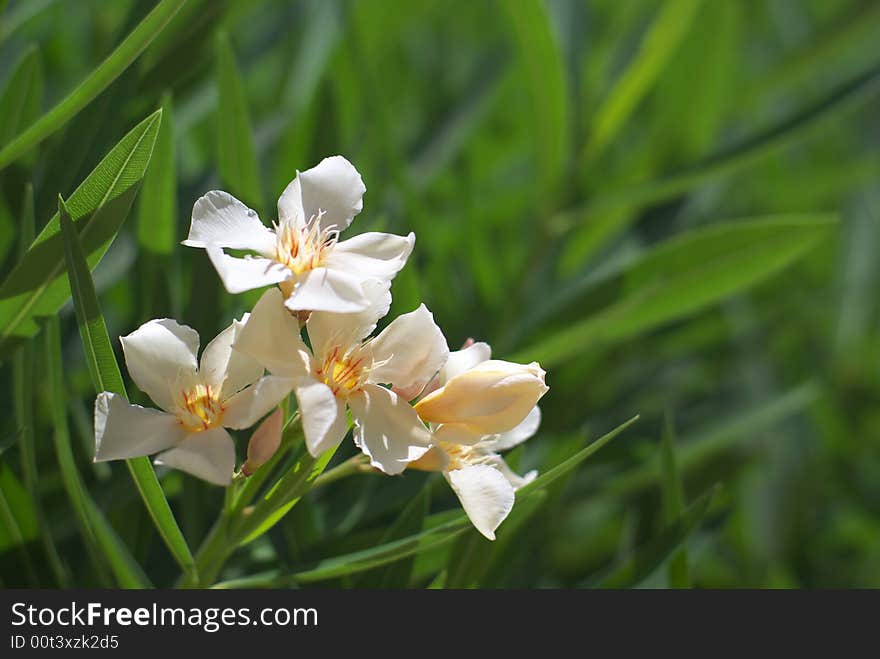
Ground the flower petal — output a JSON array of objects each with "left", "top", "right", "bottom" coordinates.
[
  {"left": 154, "top": 427, "right": 235, "bottom": 486},
  {"left": 369, "top": 304, "right": 449, "bottom": 400},
  {"left": 445, "top": 464, "right": 515, "bottom": 541},
  {"left": 441, "top": 341, "right": 491, "bottom": 384},
  {"left": 348, "top": 384, "right": 432, "bottom": 475},
  {"left": 414, "top": 359, "right": 548, "bottom": 438},
  {"left": 233, "top": 288, "right": 311, "bottom": 378},
  {"left": 120, "top": 319, "right": 200, "bottom": 412},
  {"left": 206, "top": 246, "right": 292, "bottom": 295},
  {"left": 222, "top": 375, "right": 295, "bottom": 429},
  {"left": 199, "top": 315, "right": 264, "bottom": 398},
  {"left": 94, "top": 392, "right": 185, "bottom": 461},
  {"left": 184, "top": 190, "right": 276, "bottom": 255},
  {"left": 327, "top": 231, "right": 415, "bottom": 281},
  {"left": 405, "top": 446, "right": 449, "bottom": 473},
  {"left": 285, "top": 266, "right": 369, "bottom": 313},
  {"left": 485, "top": 405, "right": 542, "bottom": 452},
  {"left": 306, "top": 279, "right": 391, "bottom": 359},
  {"left": 293, "top": 378, "right": 348, "bottom": 457},
  {"left": 278, "top": 156, "right": 365, "bottom": 232}
]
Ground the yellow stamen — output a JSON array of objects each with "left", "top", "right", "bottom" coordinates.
[{"left": 177, "top": 383, "right": 224, "bottom": 432}]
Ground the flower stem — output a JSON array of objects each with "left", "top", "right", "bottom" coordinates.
[{"left": 312, "top": 454, "right": 372, "bottom": 489}]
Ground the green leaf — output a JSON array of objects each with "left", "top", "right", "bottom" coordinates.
[
  {"left": 591, "top": 487, "right": 716, "bottom": 588},
  {"left": 59, "top": 198, "right": 196, "bottom": 583},
  {"left": 0, "top": 44, "right": 43, "bottom": 155},
  {"left": 43, "top": 316, "right": 128, "bottom": 587},
  {"left": 581, "top": 0, "right": 702, "bottom": 165},
  {"left": 137, "top": 92, "right": 176, "bottom": 254},
  {"left": 517, "top": 216, "right": 836, "bottom": 367},
  {"left": 0, "top": 110, "right": 162, "bottom": 359},
  {"left": 212, "top": 515, "right": 473, "bottom": 588},
  {"left": 215, "top": 31, "right": 263, "bottom": 213},
  {"left": 556, "top": 62, "right": 880, "bottom": 235},
  {"left": 607, "top": 381, "right": 821, "bottom": 498},
  {"left": 359, "top": 485, "right": 430, "bottom": 588},
  {"left": 0, "top": 0, "right": 186, "bottom": 170},
  {"left": 517, "top": 415, "right": 640, "bottom": 499},
  {"left": 500, "top": 0, "right": 569, "bottom": 204},
  {"left": 660, "top": 416, "right": 690, "bottom": 588}
]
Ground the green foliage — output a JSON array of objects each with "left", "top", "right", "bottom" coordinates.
[{"left": 1, "top": 0, "right": 877, "bottom": 589}]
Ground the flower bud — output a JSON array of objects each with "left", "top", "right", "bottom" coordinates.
[
  {"left": 241, "top": 408, "right": 283, "bottom": 477},
  {"left": 414, "top": 359, "right": 548, "bottom": 441}
]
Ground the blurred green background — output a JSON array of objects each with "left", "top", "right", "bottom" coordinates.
[{"left": 1, "top": 0, "right": 879, "bottom": 588}]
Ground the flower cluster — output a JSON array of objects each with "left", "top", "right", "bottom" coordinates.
[{"left": 94, "top": 156, "right": 549, "bottom": 539}]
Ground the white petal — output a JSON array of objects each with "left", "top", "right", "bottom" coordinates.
[
  {"left": 485, "top": 406, "right": 542, "bottom": 452},
  {"left": 199, "top": 315, "right": 264, "bottom": 398},
  {"left": 326, "top": 231, "right": 414, "bottom": 281},
  {"left": 154, "top": 427, "right": 235, "bottom": 486},
  {"left": 431, "top": 422, "right": 485, "bottom": 445},
  {"left": 306, "top": 279, "right": 391, "bottom": 359},
  {"left": 405, "top": 445, "right": 449, "bottom": 473},
  {"left": 233, "top": 288, "right": 311, "bottom": 378},
  {"left": 484, "top": 453, "right": 537, "bottom": 490},
  {"left": 446, "top": 464, "right": 515, "bottom": 541},
  {"left": 222, "top": 375, "right": 295, "bottom": 429},
  {"left": 285, "top": 266, "right": 369, "bottom": 313},
  {"left": 348, "top": 384, "right": 432, "bottom": 475},
  {"left": 94, "top": 392, "right": 185, "bottom": 461},
  {"left": 278, "top": 156, "right": 365, "bottom": 232},
  {"left": 368, "top": 304, "right": 449, "bottom": 400},
  {"left": 184, "top": 190, "right": 276, "bottom": 255},
  {"left": 293, "top": 378, "right": 348, "bottom": 457},
  {"left": 120, "top": 319, "right": 200, "bottom": 412},
  {"left": 206, "top": 246, "right": 292, "bottom": 295},
  {"left": 441, "top": 341, "right": 491, "bottom": 384}
]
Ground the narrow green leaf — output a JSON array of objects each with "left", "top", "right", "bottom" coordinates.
[
  {"left": 0, "top": 461, "right": 38, "bottom": 582},
  {"left": 591, "top": 487, "right": 716, "bottom": 588},
  {"left": 59, "top": 198, "right": 196, "bottom": 582},
  {"left": 212, "top": 516, "right": 473, "bottom": 588},
  {"left": 44, "top": 316, "right": 117, "bottom": 587},
  {"left": 518, "top": 216, "right": 836, "bottom": 367},
  {"left": 607, "top": 381, "right": 821, "bottom": 498},
  {"left": 660, "top": 416, "right": 690, "bottom": 588},
  {"left": 517, "top": 416, "right": 640, "bottom": 499},
  {"left": 0, "top": 110, "right": 162, "bottom": 358},
  {"left": 0, "top": 44, "right": 43, "bottom": 154},
  {"left": 581, "top": 0, "right": 702, "bottom": 165},
  {"left": 500, "top": 0, "right": 569, "bottom": 203},
  {"left": 215, "top": 31, "right": 263, "bottom": 213},
  {"left": 0, "top": 0, "right": 186, "bottom": 170},
  {"left": 556, "top": 63, "right": 880, "bottom": 235},
  {"left": 359, "top": 486, "right": 430, "bottom": 588},
  {"left": 137, "top": 92, "right": 176, "bottom": 254},
  {"left": 13, "top": 187, "right": 68, "bottom": 586}
]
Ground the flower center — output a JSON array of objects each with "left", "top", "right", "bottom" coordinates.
[
  {"left": 274, "top": 213, "right": 337, "bottom": 278},
  {"left": 315, "top": 345, "right": 370, "bottom": 397},
  {"left": 177, "top": 383, "right": 224, "bottom": 432}
]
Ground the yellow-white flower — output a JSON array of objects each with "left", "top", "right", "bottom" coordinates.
[
  {"left": 94, "top": 318, "right": 293, "bottom": 486},
  {"left": 409, "top": 341, "right": 546, "bottom": 539},
  {"left": 234, "top": 286, "right": 449, "bottom": 475},
  {"left": 183, "top": 156, "right": 414, "bottom": 313}
]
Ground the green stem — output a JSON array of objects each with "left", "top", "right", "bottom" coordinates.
[{"left": 312, "top": 454, "right": 371, "bottom": 489}]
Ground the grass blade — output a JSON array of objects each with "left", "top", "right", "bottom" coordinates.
[
  {"left": 0, "top": 110, "right": 162, "bottom": 358},
  {"left": 215, "top": 30, "right": 263, "bottom": 213},
  {"left": 59, "top": 198, "right": 196, "bottom": 583},
  {"left": 137, "top": 92, "right": 176, "bottom": 255},
  {"left": 556, "top": 63, "right": 880, "bottom": 235},
  {"left": 0, "top": 44, "right": 43, "bottom": 156},
  {"left": 518, "top": 216, "right": 836, "bottom": 367},
  {"left": 501, "top": 0, "right": 569, "bottom": 203},
  {"left": 660, "top": 416, "right": 690, "bottom": 588},
  {"left": 581, "top": 0, "right": 702, "bottom": 166},
  {"left": 0, "top": 0, "right": 186, "bottom": 170},
  {"left": 591, "top": 487, "right": 716, "bottom": 588}
]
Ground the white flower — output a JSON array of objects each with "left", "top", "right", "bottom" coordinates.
[
  {"left": 409, "top": 341, "right": 546, "bottom": 540},
  {"left": 94, "top": 318, "right": 294, "bottom": 486},
  {"left": 183, "top": 155, "right": 414, "bottom": 313},
  {"left": 234, "top": 285, "right": 449, "bottom": 475}
]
